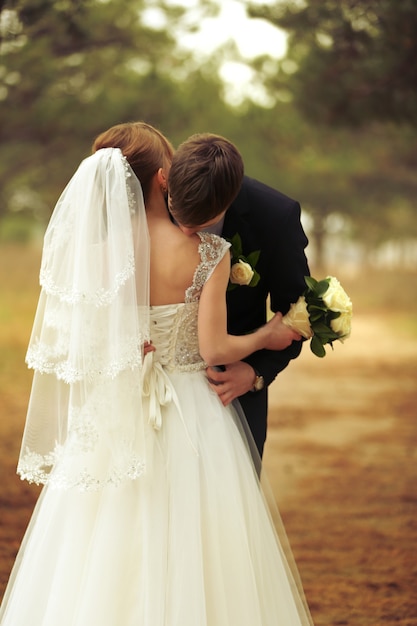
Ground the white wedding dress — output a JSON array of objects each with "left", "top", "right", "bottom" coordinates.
[{"left": 0, "top": 233, "right": 313, "bottom": 626}]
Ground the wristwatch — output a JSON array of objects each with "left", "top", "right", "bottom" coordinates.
[{"left": 251, "top": 370, "right": 265, "bottom": 392}]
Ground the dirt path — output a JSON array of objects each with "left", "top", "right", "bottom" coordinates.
[
  {"left": 265, "top": 314, "right": 417, "bottom": 625},
  {"left": 1, "top": 313, "right": 416, "bottom": 624}
]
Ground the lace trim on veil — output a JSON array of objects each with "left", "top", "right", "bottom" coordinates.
[
  {"left": 18, "top": 148, "right": 150, "bottom": 490},
  {"left": 39, "top": 249, "right": 135, "bottom": 306},
  {"left": 18, "top": 447, "right": 146, "bottom": 492}
]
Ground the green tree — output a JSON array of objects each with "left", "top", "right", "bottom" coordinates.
[
  {"left": 244, "top": 0, "right": 417, "bottom": 264},
  {"left": 249, "top": 0, "right": 417, "bottom": 126},
  {"left": 219, "top": 94, "right": 416, "bottom": 265},
  {"left": 0, "top": 0, "right": 230, "bottom": 227}
]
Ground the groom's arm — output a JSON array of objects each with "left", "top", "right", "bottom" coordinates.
[
  {"left": 244, "top": 197, "right": 310, "bottom": 387},
  {"left": 243, "top": 341, "right": 303, "bottom": 389},
  {"left": 209, "top": 193, "right": 310, "bottom": 403}
]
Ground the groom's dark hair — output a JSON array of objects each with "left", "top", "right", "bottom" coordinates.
[{"left": 168, "top": 133, "right": 244, "bottom": 227}]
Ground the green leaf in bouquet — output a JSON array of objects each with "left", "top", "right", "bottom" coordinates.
[
  {"left": 306, "top": 295, "right": 319, "bottom": 304},
  {"left": 326, "top": 310, "right": 341, "bottom": 321},
  {"left": 322, "top": 331, "right": 340, "bottom": 342},
  {"left": 311, "top": 325, "right": 340, "bottom": 344},
  {"left": 304, "top": 276, "right": 319, "bottom": 292},
  {"left": 311, "top": 321, "right": 333, "bottom": 335},
  {"left": 315, "top": 278, "right": 331, "bottom": 297},
  {"left": 304, "top": 276, "right": 330, "bottom": 299},
  {"left": 307, "top": 310, "right": 325, "bottom": 322},
  {"left": 307, "top": 302, "right": 328, "bottom": 314},
  {"left": 310, "top": 335, "right": 326, "bottom": 357},
  {"left": 301, "top": 274, "right": 351, "bottom": 357},
  {"left": 324, "top": 332, "right": 341, "bottom": 343},
  {"left": 309, "top": 311, "right": 325, "bottom": 322}
]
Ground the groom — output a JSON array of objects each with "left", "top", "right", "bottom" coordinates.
[{"left": 169, "top": 133, "right": 310, "bottom": 458}]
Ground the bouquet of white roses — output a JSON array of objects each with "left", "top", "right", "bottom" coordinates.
[{"left": 282, "top": 276, "right": 352, "bottom": 357}]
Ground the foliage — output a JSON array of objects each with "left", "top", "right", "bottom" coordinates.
[
  {"left": 226, "top": 100, "right": 417, "bottom": 258},
  {"left": 303, "top": 276, "right": 348, "bottom": 357},
  {"left": 249, "top": 0, "right": 417, "bottom": 127},
  {"left": 242, "top": 0, "right": 417, "bottom": 258},
  {"left": 0, "top": 0, "right": 229, "bottom": 221},
  {"left": 282, "top": 274, "right": 352, "bottom": 356},
  {"left": 0, "top": 0, "right": 416, "bottom": 262}
]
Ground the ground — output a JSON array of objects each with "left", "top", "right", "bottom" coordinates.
[
  {"left": 265, "top": 314, "right": 417, "bottom": 625},
  {"left": 0, "top": 244, "right": 416, "bottom": 624}
]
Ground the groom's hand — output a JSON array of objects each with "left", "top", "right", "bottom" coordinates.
[
  {"left": 206, "top": 361, "right": 255, "bottom": 406},
  {"left": 143, "top": 341, "right": 156, "bottom": 355}
]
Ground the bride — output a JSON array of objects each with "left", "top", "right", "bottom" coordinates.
[{"left": 0, "top": 122, "right": 313, "bottom": 625}]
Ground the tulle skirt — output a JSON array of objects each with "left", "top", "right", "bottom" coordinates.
[{"left": 0, "top": 370, "right": 312, "bottom": 625}]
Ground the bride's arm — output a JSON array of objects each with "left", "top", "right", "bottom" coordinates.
[{"left": 198, "top": 254, "right": 300, "bottom": 366}]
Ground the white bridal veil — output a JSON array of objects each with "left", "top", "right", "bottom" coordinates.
[{"left": 18, "top": 148, "right": 151, "bottom": 490}]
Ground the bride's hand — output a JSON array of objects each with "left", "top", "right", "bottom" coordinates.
[{"left": 263, "top": 312, "right": 301, "bottom": 351}]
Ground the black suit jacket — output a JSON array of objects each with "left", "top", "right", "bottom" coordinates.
[{"left": 222, "top": 176, "right": 310, "bottom": 456}]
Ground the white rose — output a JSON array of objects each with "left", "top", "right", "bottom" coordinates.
[
  {"left": 230, "top": 260, "right": 254, "bottom": 286},
  {"left": 331, "top": 310, "right": 352, "bottom": 341},
  {"left": 282, "top": 296, "right": 313, "bottom": 339},
  {"left": 323, "top": 276, "right": 352, "bottom": 313}
]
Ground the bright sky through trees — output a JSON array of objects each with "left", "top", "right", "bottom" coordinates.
[{"left": 142, "top": 0, "right": 287, "bottom": 104}]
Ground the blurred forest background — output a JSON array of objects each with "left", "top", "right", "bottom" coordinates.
[
  {"left": 0, "top": 0, "right": 416, "bottom": 271},
  {"left": 1, "top": 2, "right": 417, "bottom": 622}
]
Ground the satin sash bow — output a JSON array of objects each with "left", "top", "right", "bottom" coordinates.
[{"left": 141, "top": 352, "right": 198, "bottom": 455}]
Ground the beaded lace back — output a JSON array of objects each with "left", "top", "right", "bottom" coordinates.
[
  {"left": 148, "top": 232, "right": 230, "bottom": 375},
  {"left": 170, "top": 232, "right": 230, "bottom": 371},
  {"left": 185, "top": 232, "right": 230, "bottom": 303}
]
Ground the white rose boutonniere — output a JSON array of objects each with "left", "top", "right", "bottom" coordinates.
[
  {"left": 283, "top": 276, "right": 352, "bottom": 357},
  {"left": 230, "top": 259, "right": 254, "bottom": 286},
  {"left": 227, "top": 233, "right": 260, "bottom": 291}
]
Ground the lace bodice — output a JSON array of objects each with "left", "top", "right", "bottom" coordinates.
[{"left": 149, "top": 232, "right": 230, "bottom": 372}]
